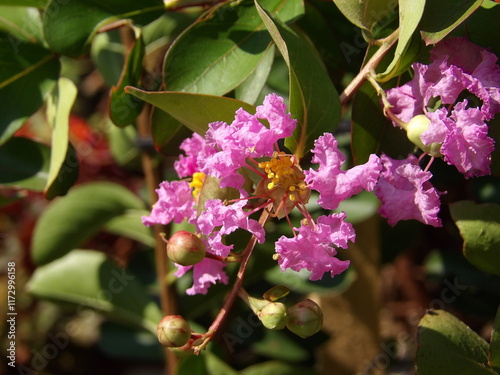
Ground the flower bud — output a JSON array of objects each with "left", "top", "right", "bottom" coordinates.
[
  {"left": 286, "top": 299, "right": 323, "bottom": 338},
  {"left": 258, "top": 302, "right": 287, "bottom": 330},
  {"left": 405, "top": 114, "right": 442, "bottom": 157},
  {"left": 167, "top": 231, "right": 206, "bottom": 266},
  {"left": 157, "top": 315, "right": 191, "bottom": 348}
]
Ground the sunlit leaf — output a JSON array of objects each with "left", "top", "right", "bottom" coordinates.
[
  {"left": 103, "top": 210, "right": 156, "bottom": 248},
  {"left": 125, "top": 87, "right": 255, "bottom": 135},
  {"left": 331, "top": 0, "right": 397, "bottom": 32},
  {"left": 28, "top": 249, "right": 162, "bottom": 334},
  {"left": 0, "top": 6, "right": 44, "bottom": 43},
  {"left": 163, "top": 0, "right": 303, "bottom": 96},
  {"left": 416, "top": 310, "right": 496, "bottom": 375},
  {"left": 45, "top": 77, "right": 78, "bottom": 199},
  {"left": 490, "top": 307, "right": 500, "bottom": 372}
]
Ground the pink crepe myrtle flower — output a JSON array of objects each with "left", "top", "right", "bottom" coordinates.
[
  {"left": 142, "top": 94, "right": 385, "bottom": 293},
  {"left": 275, "top": 213, "right": 354, "bottom": 280},
  {"left": 304, "top": 133, "right": 382, "bottom": 210},
  {"left": 386, "top": 37, "right": 500, "bottom": 178},
  {"left": 374, "top": 154, "right": 442, "bottom": 227}
]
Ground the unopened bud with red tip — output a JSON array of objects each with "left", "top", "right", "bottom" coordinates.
[
  {"left": 258, "top": 302, "right": 287, "bottom": 330},
  {"left": 286, "top": 299, "right": 323, "bottom": 338},
  {"left": 157, "top": 315, "right": 191, "bottom": 348},
  {"left": 405, "top": 114, "right": 442, "bottom": 157},
  {"left": 166, "top": 231, "right": 206, "bottom": 266}
]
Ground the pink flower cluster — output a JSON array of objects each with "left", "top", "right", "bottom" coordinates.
[
  {"left": 386, "top": 37, "right": 500, "bottom": 178},
  {"left": 143, "top": 38, "right": 499, "bottom": 295}
]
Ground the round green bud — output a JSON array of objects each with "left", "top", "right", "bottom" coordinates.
[
  {"left": 286, "top": 299, "right": 323, "bottom": 338},
  {"left": 167, "top": 231, "right": 206, "bottom": 266},
  {"left": 258, "top": 302, "right": 287, "bottom": 330},
  {"left": 157, "top": 315, "right": 191, "bottom": 348},
  {"left": 406, "top": 114, "right": 442, "bottom": 157}
]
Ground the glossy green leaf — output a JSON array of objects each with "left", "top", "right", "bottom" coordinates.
[
  {"left": 420, "top": 0, "right": 483, "bottom": 45},
  {"left": 163, "top": 0, "right": 303, "bottom": 96},
  {"left": 45, "top": 77, "right": 78, "bottom": 199},
  {"left": 107, "top": 124, "right": 142, "bottom": 169},
  {"left": 241, "top": 360, "right": 318, "bottom": 375},
  {"left": 90, "top": 31, "right": 125, "bottom": 87},
  {"left": 0, "top": 0, "right": 47, "bottom": 6},
  {"left": 449, "top": 200, "right": 500, "bottom": 276},
  {"left": 125, "top": 87, "right": 255, "bottom": 135},
  {"left": 331, "top": 0, "right": 397, "bottom": 32},
  {"left": 150, "top": 107, "right": 193, "bottom": 155},
  {"left": 235, "top": 44, "right": 275, "bottom": 105},
  {"left": 376, "top": 0, "right": 425, "bottom": 81},
  {"left": 109, "top": 28, "right": 145, "bottom": 127},
  {"left": 103, "top": 209, "right": 156, "bottom": 248},
  {"left": 416, "top": 310, "right": 496, "bottom": 375},
  {"left": 32, "top": 182, "right": 145, "bottom": 265},
  {"left": 28, "top": 249, "right": 162, "bottom": 334},
  {"left": 255, "top": 0, "right": 341, "bottom": 158},
  {"left": 42, "top": 0, "right": 164, "bottom": 58},
  {"left": 490, "top": 307, "right": 500, "bottom": 372},
  {"left": 0, "top": 33, "right": 59, "bottom": 144},
  {"left": 0, "top": 136, "right": 78, "bottom": 194},
  {"left": 0, "top": 6, "right": 44, "bottom": 43}
]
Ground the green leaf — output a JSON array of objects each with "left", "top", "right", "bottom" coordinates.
[
  {"left": 103, "top": 210, "right": 156, "bottom": 248},
  {"left": 0, "top": 6, "right": 44, "bottom": 43},
  {"left": 416, "top": 310, "right": 496, "bottom": 375},
  {"left": 449, "top": 200, "right": 500, "bottom": 276},
  {"left": 251, "top": 331, "right": 310, "bottom": 363},
  {"left": 0, "top": 0, "right": 47, "bottom": 6},
  {"left": 0, "top": 136, "right": 78, "bottom": 194},
  {"left": 235, "top": 44, "right": 275, "bottom": 105},
  {"left": 490, "top": 307, "right": 500, "bottom": 372},
  {"left": 150, "top": 107, "right": 193, "bottom": 155},
  {"left": 351, "top": 78, "right": 413, "bottom": 164},
  {"left": 163, "top": 0, "right": 303, "bottom": 96},
  {"left": 42, "top": 0, "right": 164, "bottom": 58},
  {"left": 45, "top": 77, "right": 78, "bottom": 199},
  {"left": 90, "top": 31, "right": 125, "bottom": 88},
  {"left": 28, "top": 249, "right": 162, "bottom": 333},
  {"left": 109, "top": 28, "right": 145, "bottom": 127},
  {"left": 331, "top": 0, "right": 397, "bottom": 32},
  {"left": 376, "top": 0, "right": 425, "bottom": 81},
  {"left": 241, "top": 360, "right": 318, "bottom": 375},
  {"left": 0, "top": 33, "right": 59, "bottom": 144},
  {"left": 255, "top": 0, "right": 341, "bottom": 158},
  {"left": 125, "top": 87, "right": 255, "bottom": 135},
  {"left": 32, "top": 181, "right": 145, "bottom": 265},
  {"left": 420, "top": 0, "right": 483, "bottom": 45}
]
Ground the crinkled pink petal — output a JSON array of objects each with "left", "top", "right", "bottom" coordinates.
[
  {"left": 441, "top": 102, "right": 494, "bottom": 178},
  {"left": 386, "top": 63, "right": 430, "bottom": 124},
  {"left": 374, "top": 154, "right": 442, "bottom": 227},
  {"left": 174, "top": 258, "right": 229, "bottom": 296},
  {"left": 174, "top": 132, "right": 216, "bottom": 178},
  {"left": 255, "top": 93, "right": 296, "bottom": 139},
  {"left": 197, "top": 199, "right": 265, "bottom": 257},
  {"left": 200, "top": 94, "right": 296, "bottom": 189},
  {"left": 305, "top": 133, "right": 382, "bottom": 210},
  {"left": 275, "top": 213, "right": 354, "bottom": 280},
  {"left": 421, "top": 108, "right": 452, "bottom": 145},
  {"left": 142, "top": 181, "right": 196, "bottom": 226}
]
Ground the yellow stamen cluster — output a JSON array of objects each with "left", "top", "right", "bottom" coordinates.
[
  {"left": 258, "top": 153, "right": 308, "bottom": 202},
  {"left": 189, "top": 172, "right": 206, "bottom": 197}
]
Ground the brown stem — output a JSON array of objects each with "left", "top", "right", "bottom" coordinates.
[
  {"left": 137, "top": 108, "right": 179, "bottom": 374},
  {"left": 340, "top": 28, "right": 399, "bottom": 106},
  {"left": 193, "top": 210, "right": 270, "bottom": 354}
]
